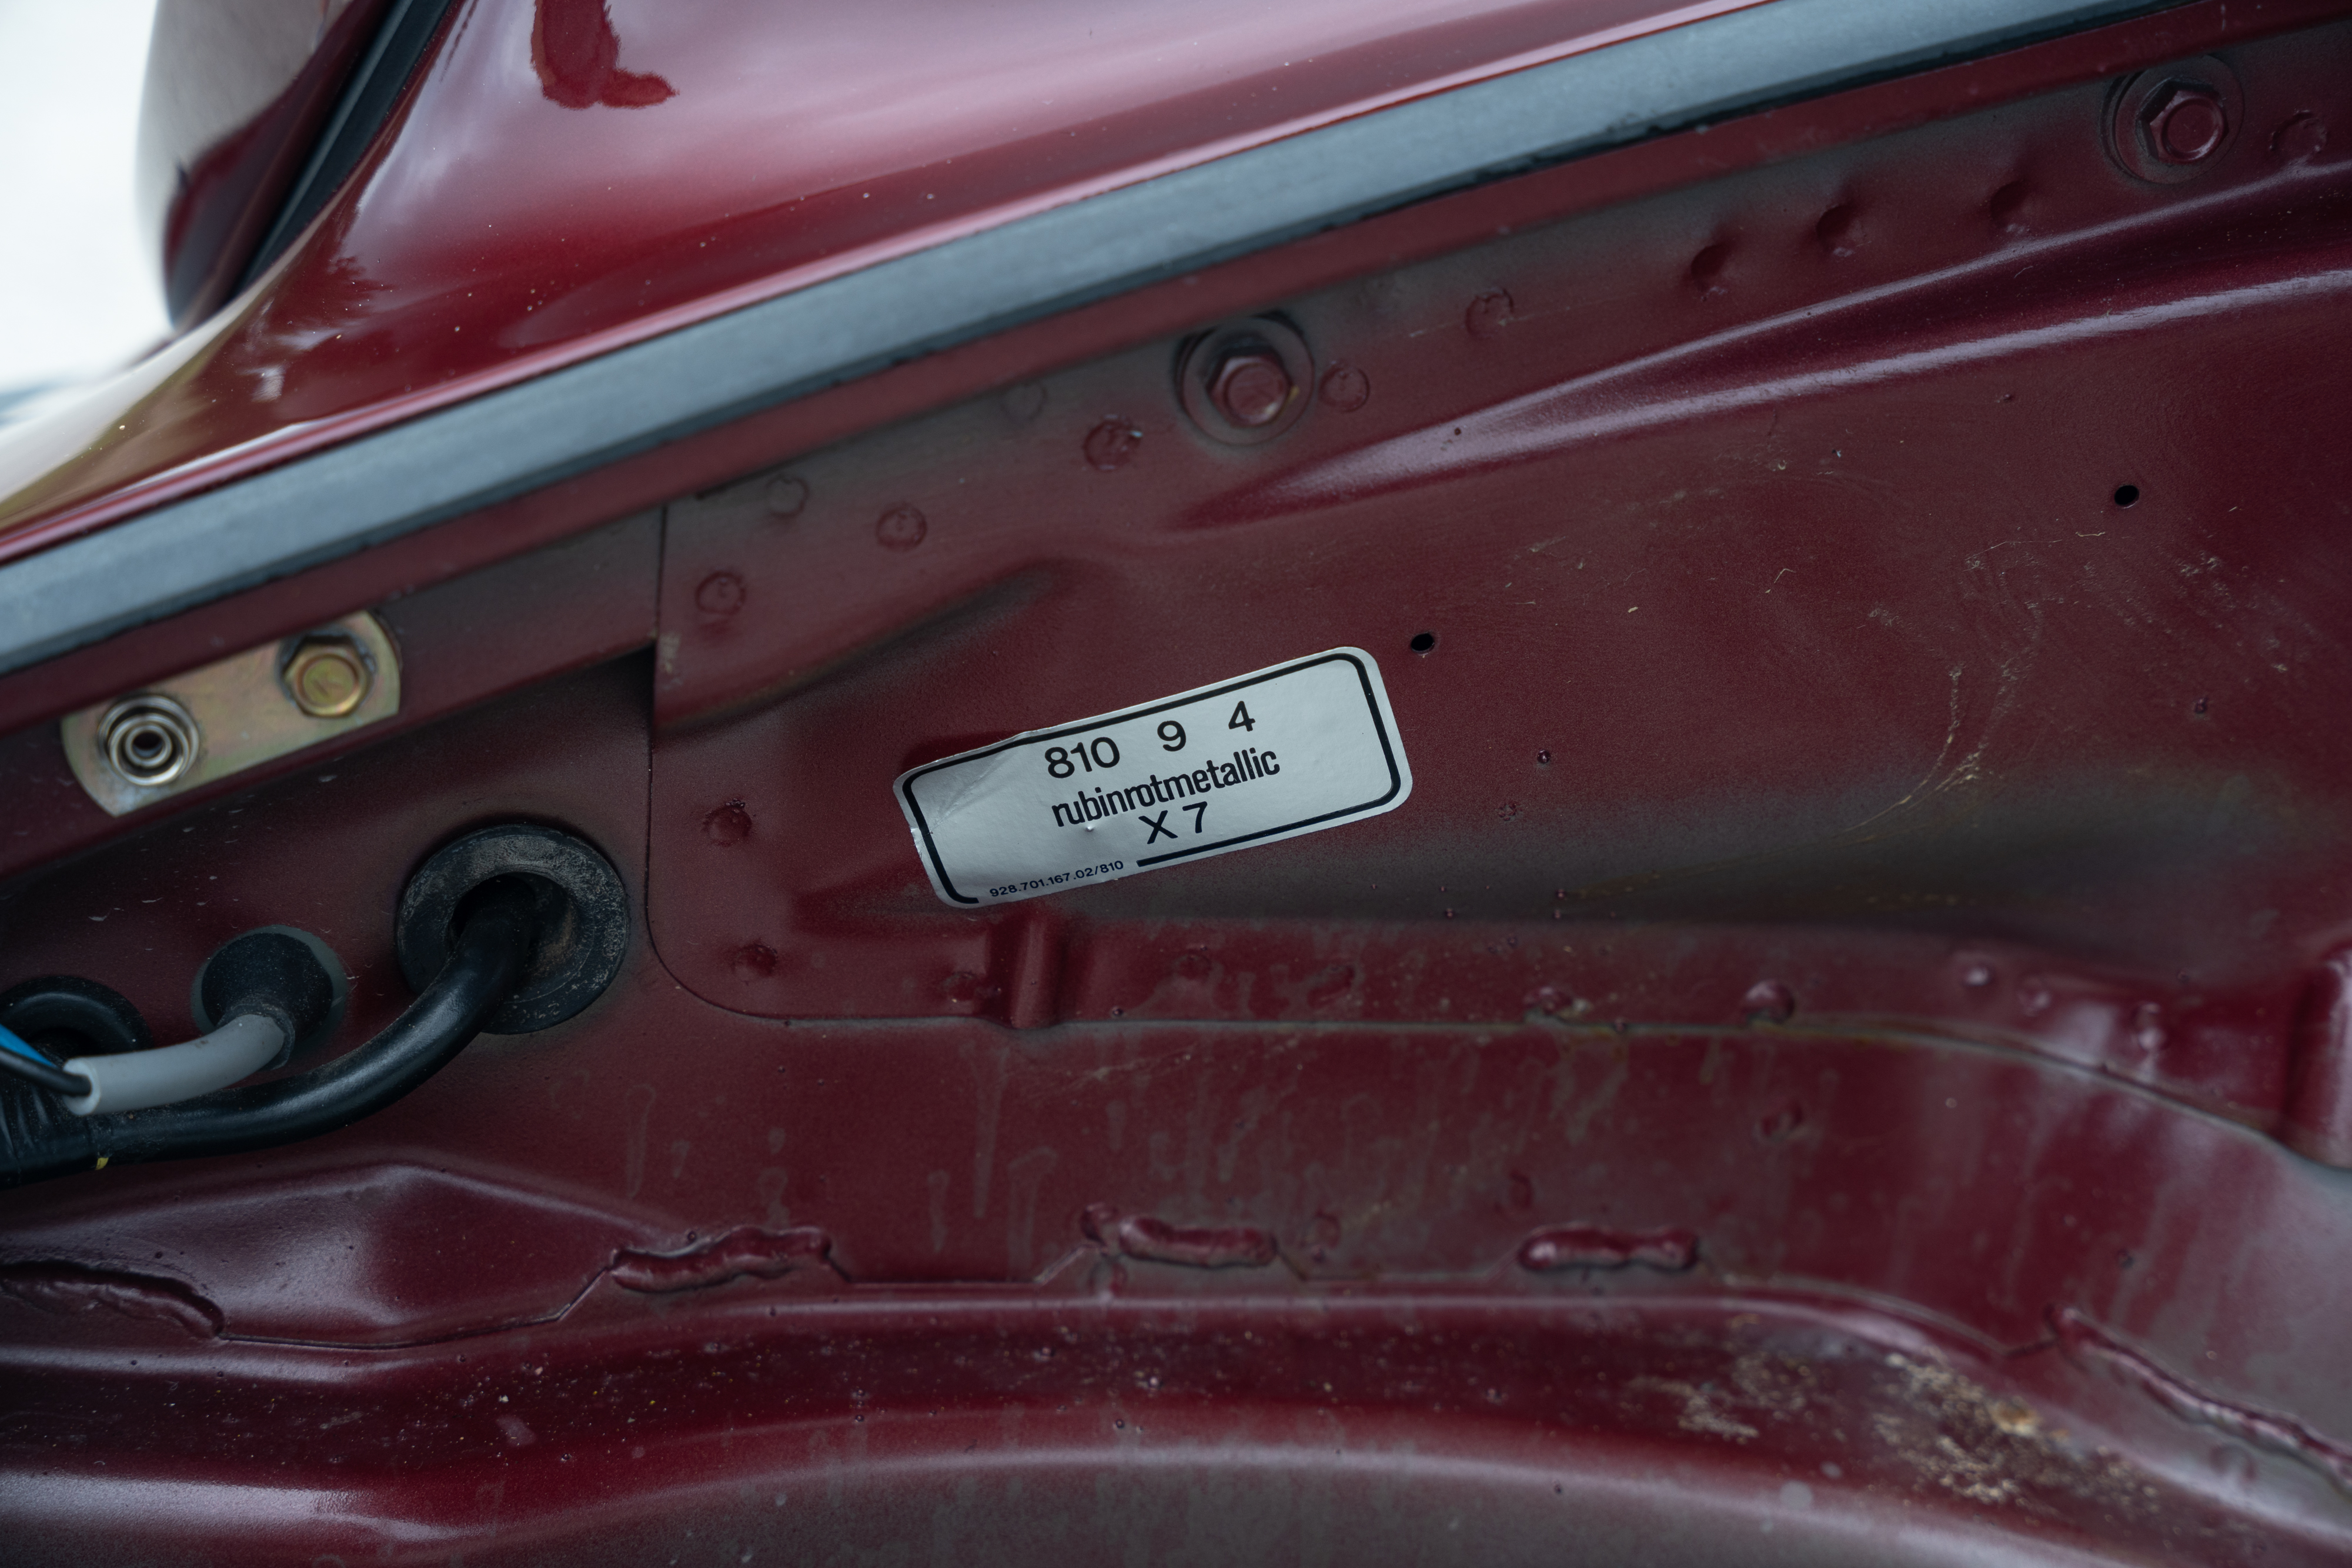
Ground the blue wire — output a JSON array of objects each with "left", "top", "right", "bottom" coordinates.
[{"left": 0, "top": 1019, "right": 93, "bottom": 1099}]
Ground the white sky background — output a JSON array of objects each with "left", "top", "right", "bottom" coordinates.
[{"left": 0, "top": 0, "right": 168, "bottom": 408}]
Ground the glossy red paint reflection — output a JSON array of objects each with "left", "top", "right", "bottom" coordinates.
[
  {"left": 532, "top": 0, "right": 673, "bottom": 109},
  {"left": 136, "top": 0, "right": 391, "bottom": 326},
  {"left": 6, "top": 4, "right": 2352, "bottom": 1558},
  {"left": 0, "top": 0, "right": 1770, "bottom": 550}
]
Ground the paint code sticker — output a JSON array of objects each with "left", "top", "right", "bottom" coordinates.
[{"left": 896, "top": 648, "right": 1412, "bottom": 906}]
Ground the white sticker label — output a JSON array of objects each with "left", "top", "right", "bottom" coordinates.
[{"left": 896, "top": 648, "right": 1412, "bottom": 906}]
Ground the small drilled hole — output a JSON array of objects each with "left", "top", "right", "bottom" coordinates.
[
  {"left": 1990, "top": 179, "right": 2029, "bottom": 233},
  {"left": 1815, "top": 203, "right": 1858, "bottom": 256},
  {"left": 1409, "top": 632, "right": 1436, "bottom": 654},
  {"left": 2113, "top": 484, "right": 2140, "bottom": 507},
  {"left": 1689, "top": 243, "right": 1730, "bottom": 292}
]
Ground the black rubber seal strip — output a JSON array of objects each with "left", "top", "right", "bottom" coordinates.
[{"left": 236, "top": 0, "right": 462, "bottom": 294}]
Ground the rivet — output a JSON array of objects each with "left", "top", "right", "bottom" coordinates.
[
  {"left": 764, "top": 476, "right": 808, "bottom": 518},
  {"left": 877, "top": 504, "right": 928, "bottom": 549},
  {"left": 1001, "top": 382, "right": 1048, "bottom": 425},
  {"left": 1742, "top": 979, "right": 1796, "bottom": 1023},
  {"left": 694, "top": 571, "right": 747, "bottom": 616},
  {"left": 1083, "top": 419, "right": 1142, "bottom": 470},
  {"left": 1318, "top": 363, "right": 1371, "bottom": 412},
  {"left": 1465, "top": 287, "right": 1514, "bottom": 339},
  {"left": 2273, "top": 112, "right": 2328, "bottom": 163}
]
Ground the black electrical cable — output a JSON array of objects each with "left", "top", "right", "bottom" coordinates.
[
  {"left": 0, "top": 878, "right": 537, "bottom": 1189},
  {"left": 0, "top": 1045, "right": 89, "bottom": 1099}
]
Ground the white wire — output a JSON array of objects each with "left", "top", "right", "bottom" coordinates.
[{"left": 62, "top": 1012, "right": 284, "bottom": 1116}]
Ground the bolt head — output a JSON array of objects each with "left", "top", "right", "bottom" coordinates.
[
  {"left": 283, "top": 636, "right": 372, "bottom": 718},
  {"left": 1177, "top": 318, "right": 1314, "bottom": 445},
  {"left": 1210, "top": 350, "right": 1294, "bottom": 428},
  {"left": 2142, "top": 81, "right": 2226, "bottom": 165}
]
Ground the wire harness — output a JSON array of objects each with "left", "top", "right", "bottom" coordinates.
[
  {"left": 0, "top": 929, "right": 338, "bottom": 1114},
  {"left": 0, "top": 878, "right": 537, "bottom": 1189}
]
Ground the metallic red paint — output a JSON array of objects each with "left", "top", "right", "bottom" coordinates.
[
  {"left": 642, "top": 18, "right": 2352, "bottom": 1133},
  {"left": 0, "top": 3, "right": 2284, "bottom": 728},
  {"left": 5, "top": 0, "right": 2352, "bottom": 1562},
  {"left": 136, "top": 0, "right": 393, "bottom": 326},
  {"left": 0, "top": 0, "right": 1772, "bottom": 556},
  {"left": 4, "top": 651, "right": 2350, "bottom": 1554}
]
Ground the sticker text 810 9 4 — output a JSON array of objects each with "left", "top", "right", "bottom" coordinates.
[{"left": 895, "top": 649, "right": 1411, "bottom": 907}]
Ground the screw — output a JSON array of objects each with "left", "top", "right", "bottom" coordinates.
[
  {"left": 283, "top": 634, "right": 372, "bottom": 718},
  {"left": 1209, "top": 350, "right": 1294, "bottom": 428},
  {"left": 101, "top": 694, "right": 201, "bottom": 787},
  {"left": 2141, "top": 81, "right": 2227, "bottom": 166}
]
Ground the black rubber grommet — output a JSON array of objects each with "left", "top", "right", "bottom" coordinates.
[
  {"left": 0, "top": 975, "right": 153, "bottom": 1059},
  {"left": 396, "top": 824, "right": 627, "bottom": 1034},
  {"left": 192, "top": 925, "right": 349, "bottom": 1067},
  {"left": 198, "top": 931, "right": 338, "bottom": 1068}
]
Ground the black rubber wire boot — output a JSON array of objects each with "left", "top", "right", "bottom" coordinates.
[
  {"left": 0, "top": 878, "right": 537, "bottom": 1189},
  {"left": 198, "top": 931, "right": 338, "bottom": 1062},
  {"left": 0, "top": 975, "right": 150, "bottom": 1097}
]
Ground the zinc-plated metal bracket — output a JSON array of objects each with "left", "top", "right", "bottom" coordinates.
[{"left": 61, "top": 611, "right": 401, "bottom": 817}]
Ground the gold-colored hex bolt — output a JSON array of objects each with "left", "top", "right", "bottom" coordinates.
[{"left": 282, "top": 634, "right": 373, "bottom": 718}]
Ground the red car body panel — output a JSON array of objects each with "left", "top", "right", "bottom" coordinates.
[
  {"left": 0, "top": 0, "right": 1770, "bottom": 560},
  {"left": 3, "top": 0, "right": 2352, "bottom": 1562},
  {"left": 137, "top": 0, "right": 394, "bottom": 329}
]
